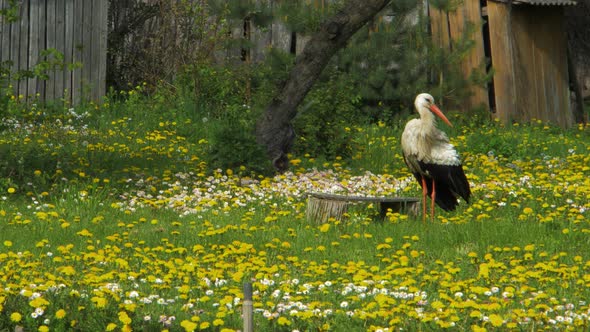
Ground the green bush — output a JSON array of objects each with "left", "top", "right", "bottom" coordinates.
[
  {"left": 208, "top": 113, "right": 271, "bottom": 175},
  {"left": 292, "top": 70, "right": 362, "bottom": 159}
]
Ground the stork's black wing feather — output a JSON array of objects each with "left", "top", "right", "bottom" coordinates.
[{"left": 416, "top": 162, "right": 471, "bottom": 211}]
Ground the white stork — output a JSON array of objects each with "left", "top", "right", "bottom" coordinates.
[{"left": 401, "top": 93, "right": 471, "bottom": 222}]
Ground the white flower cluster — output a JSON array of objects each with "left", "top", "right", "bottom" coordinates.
[{"left": 118, "top": 169, "right": 412, "bottom": 216}]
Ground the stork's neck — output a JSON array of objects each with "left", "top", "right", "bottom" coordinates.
[{"left": 417, "top": 106, "right": 437, "bottom": 134}]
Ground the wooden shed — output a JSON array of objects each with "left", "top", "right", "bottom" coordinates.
[{"left": 429, "top": 0, "right": 577, "bottom": 127}]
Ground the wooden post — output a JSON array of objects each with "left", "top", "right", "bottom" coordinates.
[{"left": 243, "top": 282, "right": 253, "bottom": 332}]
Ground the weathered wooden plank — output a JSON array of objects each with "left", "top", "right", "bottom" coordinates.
[
  {"left": 82, "top": 0, "right": 93, "bottom": 101},
  {"left": 251, "top": 0, "right": 272, "bottom": 63},
  {"left": 87, "top": 0, "right": 96, "bottom": 100},
  {"left": 10, "top": 1, "right": 20, "bottom": 94},
  {"left": 309, "top": 192, "right": 420, "bottom": 204},
  {"left": 18, "top": 0, "right": 30, "bottom": 99},
  {"left": 45, "top": 0, "right": 56, "bottom": 100},
  {"left": 533, "top": 8, "right": 570, "bottom": 127},
  {"left": 447, "top": 3, "right": 466, "bottom": 109},
  {"left": 1, "top": 0, "right": 17, "bottom": 74},
  {"left": 511, "top": 7, "right": 536, "bottom": 123},
  {"left": 429, "top": 5, "right": 451, "bottom": 50},
  {"left": 429, "top": 5, "right": 442, "bottom": 49},
  {"left": 487, "top": 2, "right": 516, "bottom": 124},
  {"left": 448, "top": 2, "right": 465, "bottom": 45},
  {"left": 35, "top": 0, "right": 46, "bottom": 100},
  {"left": 54, "top": 0, "right": 66, "bottom": 100},
  {"left": 0, "top": 0, "right": 5, "bottom": 61},
  {"left": 464, "top": 0, "right": 489, "bottom": 110},
  {"left": 270, "top": 20, "right": 291, "bottom": 53},
  {"left": 4, "top": 3, "right": 14, "bottom": 62},
  {"left": 446, "top": 0, "right": 489, "bottom": 112},
  {"left": 7, "top": 1, "right": 19, "bottom": 89},
  {"left": 306, "top": 192, "right": 420, "bottom": 223},
  {"left": 71, "top": 0, "right": 84, "bottom": 104},
  {"left": 498, "top": 5, "right": 571, "bottom": 127},
  {"left": 64, "top": 0, "right": 74, "bottom": 102},
  {"left": 96, "top": 0, "right": 108, "bottom": 102},
  {"left": 27, "top": 0, "right": 40, "bottom": 99}
]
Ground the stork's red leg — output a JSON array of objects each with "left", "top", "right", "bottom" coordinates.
[
  {"left": 431, "top": 179, "right": 436, "bottom": 222},
  {"left": 421, "top": 177, "right": 427, "bottom": 222}
]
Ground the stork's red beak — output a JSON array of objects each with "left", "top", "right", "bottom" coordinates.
[{"left": 429, "top": 104, "right": 453, "bottom": 127}]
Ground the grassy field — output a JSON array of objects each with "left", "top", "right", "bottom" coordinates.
[{"left": 0, "top": 94, "right": 589, "bottom": 331}]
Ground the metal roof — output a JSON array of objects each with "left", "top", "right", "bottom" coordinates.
[{"left": 491, "top": 0, "right": 577, "bottom": 5}]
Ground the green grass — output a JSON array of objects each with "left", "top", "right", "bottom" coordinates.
[{"left": 0, "top": 93, "right": 589, "bottom": 331}]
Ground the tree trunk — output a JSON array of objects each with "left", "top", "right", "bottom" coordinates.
[{"left": 256, "top": 0, "right": 392, "bottom": 172}]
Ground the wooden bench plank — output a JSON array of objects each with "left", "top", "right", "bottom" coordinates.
[{"left": 306, "top": 192, "right": 420, "bottom": 223}]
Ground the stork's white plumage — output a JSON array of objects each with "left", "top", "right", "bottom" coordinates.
[{"left": 401, "top": 93, "right": 471, "bottom": 222}]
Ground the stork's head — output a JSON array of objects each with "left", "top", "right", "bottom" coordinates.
[{"left": 414, "top": 93, "right": 453, "bottom": 127}]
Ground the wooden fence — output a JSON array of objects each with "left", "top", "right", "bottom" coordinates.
[
  {"left": 0, "top": 0, "right": 108, "bottom": 104},
  {"left": 429, "top": 1, "right": 490, "bottom": 113}
]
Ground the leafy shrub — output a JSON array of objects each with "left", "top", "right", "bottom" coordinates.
[
  {"left": 292, "top": 70, "right": 362, "bottom": 159},
  {"left": 208, "top": 113, "right": 271, "bottom": 175},
  {"left": 171, "top": 62, "right": 274, "bottom": 174}
]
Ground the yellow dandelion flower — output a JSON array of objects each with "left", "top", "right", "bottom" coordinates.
[
  {"left": 489, "top": 313, "right": 503, "bottom": 327},
  {"left": 180, "top": 320, "right": 198, "bottom": 332},
  {"left": 3, "top": 241, "right": 12, "bottom": 247},
  {"left": 38, "top": 326, "right": 49, "bottom": 332},
  {"left": 277, "top": 316, "right": 291, "bottom": 326},
  {"left": 478, "top": 263, "right": 489, "bottom": 279},
  {"left": 7, "top": 187, "right": 16, "bottom": 194},
  {"left": 118, "top": 311, "right": 132, "bottom": 325},
  {"left": 58, "top": 266, "right": 76, "bottom": 276},
  {"left": 178, "top": 285, "right": 191, "bottom": 294},
  {"left": 10, "top": 312, "right": 22, "bottom": 322},
  {"left": 199, "top": 321, "right": 210, "bottom": 329},
  {"left": 76, "top": 229, "right": 93, "bottom": 237},
  {"left": 29, "top": 296, "right": 50, "bottom": 308},
  {"left": 55, "top": 309, "right": 66, "bottom": 319},
  {"left": 399, "top": 256, "right": 409, "bottom": 266},
  {"left": 124, "top": 302, "right": 137, "bottom": 312},
  {"left": 319, "top": 223, "right": 330, "bottom": 233}
]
